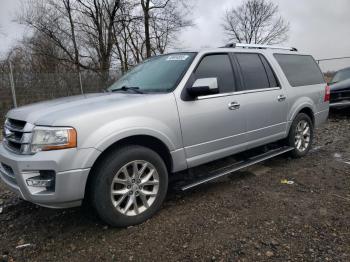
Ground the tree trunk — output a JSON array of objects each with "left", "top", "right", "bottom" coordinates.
[
  {"left": 142, "top": 0, "right": 152, "bottom": 58},
  {"left": 63, "top": 0, "right": 82, "bottom": 93}
]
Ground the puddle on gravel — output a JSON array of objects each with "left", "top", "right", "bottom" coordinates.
[
  {"left": 0, "top": 198, "right": 23, "bottom": 215},
  {"left": 246, "top": 164, "right": 272, "bottom": 177},
  {"left": 309, "top": 146, "right": 323, "bottom": 153},
  {"left": 333, "top": 152, "right": 350, "bottom": 165},
  {"left": 334, "top": 153, "right": 342, "bottom": 159}
]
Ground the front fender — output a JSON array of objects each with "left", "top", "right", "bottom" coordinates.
[{"left": 80, "top": 116, "right": 178, "bottom": 152}]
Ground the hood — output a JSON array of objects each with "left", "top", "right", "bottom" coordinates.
[
  {"left": 6, "top": 92, "right": 160, "bottom": 125},
  {"left": 329, "top": 78, "right": 350, "bottom": 92}
]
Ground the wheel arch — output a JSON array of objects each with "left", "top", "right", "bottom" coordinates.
[
  {"left": 84, "top": 135, "right": 173, "bottom": 200},
  {"left": 298, "top": 107, "right": 315, "bottom": 126},
  {"left": 287, "top": 102, "right": 316, "bottom": 134}
]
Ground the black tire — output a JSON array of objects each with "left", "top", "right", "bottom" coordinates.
[
  {"left": 90, "top": 145, "right": 168, "bottom": 227},
  {"left": 287, "top": 113, "right": 314, "bottom": 158}
]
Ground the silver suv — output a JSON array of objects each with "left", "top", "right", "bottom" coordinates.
[{"left": 0, "top": 44, "right": 329, "bottom": 227}]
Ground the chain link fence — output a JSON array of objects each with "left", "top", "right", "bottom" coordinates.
[
  {"left": 1, "top": 56, "right": 350, "bottom": 124},
  {"left": 317, "top": 57, "right": 350, "bottom": 82},
  {"left": 0, "top": 65, "right": 121, "bottom": 123}
]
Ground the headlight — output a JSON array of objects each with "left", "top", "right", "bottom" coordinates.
[{"left": 30, "top": 127, "right": 77, "bottom": 153}]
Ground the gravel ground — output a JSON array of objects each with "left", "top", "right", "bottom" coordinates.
[{"left": 1, "top": 110, "right": 350, "bottom": 262}]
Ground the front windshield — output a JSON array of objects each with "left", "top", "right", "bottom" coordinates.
[
  {"left": 331, "top": 68, "right": 350, "bottom": 84},
  {"left": 108, "top": 52, "right": 196, "bottom": 93}
]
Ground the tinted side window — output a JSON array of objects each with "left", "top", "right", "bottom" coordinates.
[
  {"left": 260, "top": 55, "right": 278, "bottom": 87},
  {"left": 274, "top": 54, "right": 325, "bottom": 87},
  {"left": 235, "top": 53, "right": 270, "bottom": 91},
  {"left": 195, "top": 54, "right": 235, "bottom": 93}
]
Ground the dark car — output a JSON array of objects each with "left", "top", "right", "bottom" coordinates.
[{"left": 329, "top": 67, "right": 350, "bottom": 108}]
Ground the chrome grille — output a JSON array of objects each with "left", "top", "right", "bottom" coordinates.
[
  {"left": 6, "top": 118, "right": 26, "bottom": 130},
  {"left": 2, "top": 118, "right": 34, "bottom": 154}
]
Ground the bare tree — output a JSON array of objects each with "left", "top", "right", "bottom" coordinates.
[
  {"left": 112, "top": 0, "right": 192, "bottom": 72},
  {"left": 24, "top": 32, "right": 64, "bottom": 72},
  {"left": 112, "top": 1, "right": 143, "bottom": 74},
  {"left": 76, "top": 0, "right": 122, "bottom": 82},
  {"left": 19, "top": 0, "right": 122, "bottom": 81},
  {"left": 17, "top": 0, "right": 192, "bottom": 79},
  {"left": 19, "top": 0, "right": 87, "bottom": 69},
  {"left": 140, "top": 0, "right": 167, "bottom": 58},
  {"left": 140, "top": 0, "right": 192, "bottom": 58},
  {"left": 150, "top": 1, "right": 192, "bottom": 55},
  {"left": 62, "top": 0, "right": 80, "bottom": 73},
  {"left": 222, "top": 0, "right": 289, "bottom": 45}
]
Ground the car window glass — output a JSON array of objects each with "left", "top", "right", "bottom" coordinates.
[
  {"left": 274, "top": 54, "right": 325, "bottom": 87},
  {"left": 194, "top": 54, "right": 235, "bottom": 93},
  {"left": 260, "top": 55, "right": 278, "bottom": 87},
  {"left": 331, "top": 68, "right": 350, "bottom": 83},
  {"left": 235, "top": 53, "right": 270, "bottom": 91},
  {"left": 108, "top": 53, "right": 196, "bottom": 93}
]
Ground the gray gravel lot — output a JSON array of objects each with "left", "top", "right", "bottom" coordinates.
[{"left": 1, "top": 110, "right": 350, "bottom": 262}]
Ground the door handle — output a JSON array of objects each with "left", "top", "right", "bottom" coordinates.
[
  {"left": 228, "top": 102, "right": 240, "bottom": 110},
  {"left": 277, "top": 95, "right": 286, "bottom": 102}
]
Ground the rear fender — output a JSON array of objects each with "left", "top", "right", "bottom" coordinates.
[{"left": 287, "top": 97, "right": 316, "bottom": 132}]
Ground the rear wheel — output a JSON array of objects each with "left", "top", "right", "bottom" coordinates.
[
  {"left": 287, "top": 113, "right": 313, "bottom": 158},
  {"left": 90, "top": 145, "right": 168, "bottom": 227}
]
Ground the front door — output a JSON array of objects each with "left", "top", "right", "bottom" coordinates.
[{"left": 176, "top": 53, "right": 246, "bottom": 167}]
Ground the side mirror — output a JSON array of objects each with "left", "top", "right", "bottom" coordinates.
[{"left": 187, "top": 78, "right": 219, "bottom": 97}]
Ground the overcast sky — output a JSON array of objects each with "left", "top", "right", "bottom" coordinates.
[{"left": 0, "top": 0, "right": 349, "bottom": 71}]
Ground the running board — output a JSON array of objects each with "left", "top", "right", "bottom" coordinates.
[{"left": 181, "top": 146, "right": 294, "bottom": 191}]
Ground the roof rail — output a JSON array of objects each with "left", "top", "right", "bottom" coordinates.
[{"left": 223, "top": 43, "right": 298, "bottom": 52}]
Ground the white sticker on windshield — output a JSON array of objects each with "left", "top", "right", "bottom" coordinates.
[{"left": 166, "top": 55, "right": 189, "bottom": 61}]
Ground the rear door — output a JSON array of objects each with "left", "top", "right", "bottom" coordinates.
[{"left": 231, "top": 53, "right": 288, "bottom": 148}]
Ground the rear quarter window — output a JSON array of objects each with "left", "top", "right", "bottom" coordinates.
[{"left": 274, "top": 54, "right": 325, "bottom": 87}]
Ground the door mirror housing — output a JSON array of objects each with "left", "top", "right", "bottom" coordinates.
[{"left": 187, "top": 78, "right": 219, "bottom": 97}]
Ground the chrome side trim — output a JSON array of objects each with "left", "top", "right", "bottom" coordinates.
[{"left": 197, "top": 87, "right": 281, "bottom": 100}]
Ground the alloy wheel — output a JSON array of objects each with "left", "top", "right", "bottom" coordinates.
[
  {"left": 294, "top": 120, "right": 311, "bottom": 152},
  {"left": 110, "top": 160, "right": 160, "bottom": 216}
]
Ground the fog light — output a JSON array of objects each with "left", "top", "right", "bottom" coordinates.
[{"left": 26, "top": 176, "right": 54, "bottom": 188}]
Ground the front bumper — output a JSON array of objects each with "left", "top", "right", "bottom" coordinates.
[{"left": 0, "top": 144, "right": 99, "bottom": 208}]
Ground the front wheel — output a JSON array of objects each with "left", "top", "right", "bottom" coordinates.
[
  {"left": 287, "top": 113, "right": 313, "bottom": 158},
  {"left": 90, "top": 145, "right": 168, "bottom": 227}
]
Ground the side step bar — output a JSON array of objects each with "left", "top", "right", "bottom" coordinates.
[{"left": 181, "top": 146, "right": 294, "bottom": 191}]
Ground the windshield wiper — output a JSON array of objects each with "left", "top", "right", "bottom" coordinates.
[{"left": 110, "top": 86, "right": 144, "bottom": 94}]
